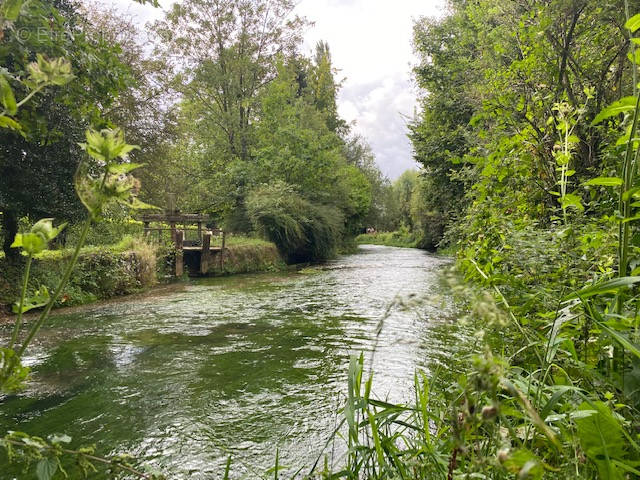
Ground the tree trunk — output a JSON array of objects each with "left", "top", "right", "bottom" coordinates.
[{"left": 2, "top": 210, "right": 19, "bottom": 261}]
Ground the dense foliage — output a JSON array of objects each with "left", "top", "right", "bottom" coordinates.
[
  {"left": 0, "top": 0, "right": 139, "bottom": 258},
  {"left": 392, "top": 0, "right": 640, "bottom": 478},
  {"left": 139, "top": 0, "right": 384, "bottom": 259}
]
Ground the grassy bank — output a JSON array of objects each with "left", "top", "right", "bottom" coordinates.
[
  {"left": 355, "top": 230, "right": 418, "bottom": 248},
  {"left": 0, "top": 237, "right": 161, "bottom": 313},
  {"left": 0, "top": 234, "right": 288, "bottom": 314},
  {"left": 201, "top": 237, "right": 286, "bottom": 275}
]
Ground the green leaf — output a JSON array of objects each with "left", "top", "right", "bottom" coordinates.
[
  {"left": 75, "top": 176, "right": 107, "bottom": 220},
  {"left": 13, "top": 286, "right": 50, "bottom": 314},
  {"left": 559, "top": 193, "right": 584, "bottom": 211},
  {"left": 628, "top": 49, "right": 640, "bottom": 65},
  {"left": 80, "top": 128, "right": 137, "bottom": 163},
  {"left": 0, "top": 114, "right": 22, "bottom": 132},
  {"left": 27, "top": 55, "right": 74, "bottom": 87},
  {"left": 564, "top": 276, "right": 640, "bottom": 300},
  {"left": 0, "top": 347, "right": 30, "bottom": 393},
  {"left": 626, "top": 13, "right": 640, "bottom": 32},
  {"left": 575, "top": 401, "right": 627, "bottom": 480},
  {"left": 31, "top": 218, "right": 66, "bottom": 242},
  {"left": 11, "top": 232, "right": 47, "bottom": 255},
  {"left": 584, "top": 177, "right": 623, "bottom": 187},
  {"left": 540, "top": 386, "right": 579, "bottom": 420},
  {"left": 36, "top": 458, "right": 57, "bottom": 480},
  {"left": 0, "top": 75, "right": 17, "bottom": 115},
  {"left": 622, "top": 185, "right": 640, "bottom": 201},
  {"left": 598, "top": 322, "right": 640, "bottom": 358},
  {"left": 501, "top": 449, "right": 544, "bottom": 479},
  {"left": 592, "top": 97, "right": 638, "bottom": 125},
  {"left": 0, "top": 0, "right": 23, "bottom": 21},
  {"left": 126, "top": 197, "right": 158, "bottom": 211},
  {"left": 9, "top": 219, "right": 65, "bottom": 255}
]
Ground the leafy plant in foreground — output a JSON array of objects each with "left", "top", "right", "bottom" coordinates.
[
  {"left": 303, "top": 8, "right": 640, "bottom": 480},
  {"left": 1, "top": 128, "right": 162, "bottom": 479}
]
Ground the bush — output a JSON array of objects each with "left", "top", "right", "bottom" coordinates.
[
  {"left": 0, "top": 237, "right": 158, "bottom": 310},
  {"left": 246, "top": 181, "right": 343, "bottom": 263},
  {"left": 64, "top": 207, "right": 143, "bottom": 247}
]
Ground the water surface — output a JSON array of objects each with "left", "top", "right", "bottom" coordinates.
[{"left": 0, "top": 245, "right": 465, "bottom": 478}]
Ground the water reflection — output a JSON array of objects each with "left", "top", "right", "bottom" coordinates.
[{"left": 0, "top": 245, "right": 461, "bottom": 478}]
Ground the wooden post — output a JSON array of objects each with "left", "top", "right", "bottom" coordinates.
[
  {"left": 143, "top": 221, "right": 150, "bottom": 238},
  {"left": 200, "top": 231, "right": 211, "bottom": 275},
  {"left": 167, "top": 193, "right": 176, "bottom": 213},
  {"left": 220, "top": 230, "right": 226, "bottom": 271},
  {"left": 175, "top": 230, "right": 184, "bottom": 277},
  {"left": 197, "top": 221, "right": 202, "bottom": 243},
  {"left": 170, "top": 221, "right": 176, "bottom": 244}
]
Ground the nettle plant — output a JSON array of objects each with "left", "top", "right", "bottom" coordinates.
[
  {"left": 0, "top": 129, "right": 162, "bottom": 479},
  {"left": 549, "top": 89, "right": 593, "bottom": 224},
  {"left": 0, "top": 11, "right": 159, "bottom": 475}
]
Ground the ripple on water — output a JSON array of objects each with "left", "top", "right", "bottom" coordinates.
[{"left": 0, "top": 245, "right": 465, "bottom": 479}]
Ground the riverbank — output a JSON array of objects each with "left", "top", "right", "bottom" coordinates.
[
  {"left": 200, "top": 239, "right": 286, "bottom": 275},
  {"left": 0, "top": 236, "right": 286, "bottom": 314},
  {"left": 355, "top": 230, "right": 418, "bottom": 248},
  {"left": 0, "top": 238, "right": 160, "bottom": 314}
]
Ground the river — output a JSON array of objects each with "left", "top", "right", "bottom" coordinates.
[{"left": 0, "top": 245, "right": 466, "bottom": 479}]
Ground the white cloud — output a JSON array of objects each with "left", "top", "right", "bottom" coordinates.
[
  {"left": 295, "top": 0, "right": 446, "bottom": 178},
  {"left": 107, "top": 0, "right": 447, "bottom": 178}
]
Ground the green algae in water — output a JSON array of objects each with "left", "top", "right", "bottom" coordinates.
[{"left": 0, "top": 245, "right": 466, "bottom": 479}]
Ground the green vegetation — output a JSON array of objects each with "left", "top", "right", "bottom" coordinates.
[
  {"left": 246, "top": 181, "right": 344, "bottom": 262},
  {"left": 0, "top": 237, "right": 160, "bottom": 312},
  {"left": 130, "top": 1, "right": 387, "bottom": 261},
  {"left": 358, "top": 170, "right": 447, "bottom": 250},
  {"left": 355, "top": 228, "right": 418, "bottom": 249},
  {"left": 373, "top": 0, "right": 640, "bottom": 478},
  {"left": 5, "top": 0, "right": 640, "bottom": 478},
  {"left": 202, "top": 242, "right": 285, "bottom": 276}
]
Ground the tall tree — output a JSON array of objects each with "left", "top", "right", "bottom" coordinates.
[
  {"left": 308, "top": 41, "right": 345, "bottom": 133},
  {"left": 153, "top": 0, "right": 307, "bottom": 164},
  {"left": 80, "top": 2, "right": 177, "bottom": 210},
  {"left": 0, "top": 0, "right": 134, "bottom": 258},
  {"left": 410, "top": 0, "right": 637, "bottom": 246}
]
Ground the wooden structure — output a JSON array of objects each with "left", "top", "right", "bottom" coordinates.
[
  {"left": 140, "top": 203, "right": 226, "bottom": 276},
  {"left": 141, "top": 212, "right": 211, "bottom": 246}
]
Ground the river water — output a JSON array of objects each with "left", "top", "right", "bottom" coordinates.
[{"left": 0, "top": 245, "right": 466, "bottom": 478}]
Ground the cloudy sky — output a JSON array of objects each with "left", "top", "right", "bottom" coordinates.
[{"left": 112, "top": 0, "right": 446, "bottom": 179}]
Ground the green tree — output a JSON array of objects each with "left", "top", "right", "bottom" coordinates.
[
  {"left": 81, "top": 3, "right": 178, "bottom": 211},
  {"left": 408, "top": 8, "right": 479, "bottom": 246},
  {"left": 152, "top": 0, "right": 308, "bottom": 223},
  {"left": 253, "top": 59, "right": 373, "bottom": 239},
  {"left": 343, "top": 135, "right": 395, "bottom": 231},
  {"left": 391, "top": 170, "right": 418, "bottom": 229},
  {"left": 0, "top": 0, "right": 136, "bottom": 258},
  {"left": 410, "top": 0, "right": 637, "bottom": 247},
  {"left": 308, "top": 41, "right": 345, "bottom": 134},
  {"left": 153, "top": 0, "right": 307, "bottom": 163}
]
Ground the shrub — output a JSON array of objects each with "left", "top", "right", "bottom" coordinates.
[{"left": 246, "top": 181, "right": 343, "bottom": 262}]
